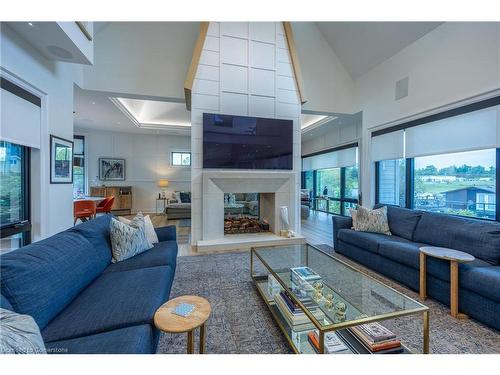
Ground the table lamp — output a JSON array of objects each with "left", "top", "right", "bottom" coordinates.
[{"left": 158, "top": 179, "right": 169, "bottom": 199}]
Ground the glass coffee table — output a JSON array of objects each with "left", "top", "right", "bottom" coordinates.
[{"left": 251, "top": 243, "right": 430, "bottom": 354}]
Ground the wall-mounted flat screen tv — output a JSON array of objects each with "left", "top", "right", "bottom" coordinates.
[{"left": 203, "top": 113, "right": 293, "bottom": 170}]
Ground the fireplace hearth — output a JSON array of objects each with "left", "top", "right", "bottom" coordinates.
[{"left": 224, "top": 217, "right": 270, "bottom": 235}]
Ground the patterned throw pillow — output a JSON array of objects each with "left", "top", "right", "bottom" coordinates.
[
  {"left": 350, "top": 206, "right": 391, "bottom": 235},
  {"left": 0, "top": 308, "right": 46, "bottom": 354},
  {"left": 118, "top": 213, "right": 158, "bottom": 246},
  {"left": 110, "top": 212, "right": 152, "bottom": 263}
]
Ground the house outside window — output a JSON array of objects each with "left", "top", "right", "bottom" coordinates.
[{"left": 413, "top": 148, "right": 496, "bottom": 220}]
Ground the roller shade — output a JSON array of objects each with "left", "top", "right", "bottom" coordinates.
[
  {"left": 371, "top": 129, "right": 404, "bottom": 161},
  {"left": 1, "top": 86, "right": 41, "bottom": 149},
  {"left": 302, "top": 147, "right": 357, "bottom": 171},
  {"left": 405, "top": 106, "right": 498, "bottom": 158}
]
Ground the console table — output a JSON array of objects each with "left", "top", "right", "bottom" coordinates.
[{"left": 90, "top": 186, "right": 132, "bottom": 215}]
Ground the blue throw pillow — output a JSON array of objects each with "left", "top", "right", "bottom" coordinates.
[{"left": 180, "top": 192, "right": 191, "bottom": 203}]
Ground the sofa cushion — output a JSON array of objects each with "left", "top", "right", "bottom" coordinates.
[
  {"left": 41, "top": 266, "right": 173, "bottom": 343},
  {"left": 0, "top": 231, "right": 110, "bottom": 330},
  {"left": 45, "top": 324, "right": 154, "bottom": 354},
  {"left": 103, "top": 240, "right": 178, "bottom": 273},
  {"left": 337, "top": 229, "right": 408, "bottom": 254},
  {"left": 69, "top": 214, "right": 113, "bottom": 264},
  {"left": 460, "top": 266, "right": 500, "bottom": 303},
  {"left": 413, "top": 212, "right": 500, "bottom": 265},
  {"left": 378, "top": 241, "right": 426, "bottom": 268},
  {"left": 1, "top": 294, "right": 13, "bottom": 311},
  {"left": 376, "top": 205, "right": 423, "bottom": 241}
]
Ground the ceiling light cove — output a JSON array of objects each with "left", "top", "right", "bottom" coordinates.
[
  {"left": 301, "top": 114, "right": 336, "bottom": 132},
  {"left": 110, "top": 97, "right": 191, "bottom": 131}
]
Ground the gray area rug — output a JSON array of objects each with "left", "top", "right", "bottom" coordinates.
[{"left": 157, "top": 247, "right": 500, "bottom": 354}]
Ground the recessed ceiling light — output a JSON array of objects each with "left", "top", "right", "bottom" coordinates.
[
  {"left": 117, "top": 122, "right": 121, "bottom": 124},
  {"left": 28, "top": 22, "right": 34, "bottom": 27},
  {"left": 92, "top": 101, "right": 96, "bottom": 105}
]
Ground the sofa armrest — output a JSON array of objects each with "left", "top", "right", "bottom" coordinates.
[
  {"left": 332, "top": 215, "right": 352, "bottom": 249},
  {"left": 155, "top": 225, "right": 177, "bottom": 242}
]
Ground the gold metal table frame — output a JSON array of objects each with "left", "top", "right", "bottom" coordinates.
[{"left": 251, "top": 243, "right": 430, "bottom": 354}]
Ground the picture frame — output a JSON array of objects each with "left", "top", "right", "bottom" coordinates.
[
  {"left": 50, "top": 135, "right": 74, "bottom": 184},
  {"left": 99, "top": 158, "right": 126, "bottom": 181}
]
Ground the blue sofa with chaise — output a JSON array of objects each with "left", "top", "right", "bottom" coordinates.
[
  {"left": 332, "top": 205, "right": 500, "bottom": 330},
  {"left": 0, "top": 215, "right": 178, "bottom": 354}
]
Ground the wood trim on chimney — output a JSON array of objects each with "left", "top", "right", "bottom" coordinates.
[
  {"left": 184, "top": 22, "right": 210, "bottom": 111},
  {"left": 282, "top": 22, "right": 307, "bottom": 105},
  {"left": 184, "top": 22, "right": 306, "bottom": 109}
]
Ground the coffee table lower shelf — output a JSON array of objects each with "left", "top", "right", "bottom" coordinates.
[{"left": 254, "top": 277, "right": 412, "bottom": 354}]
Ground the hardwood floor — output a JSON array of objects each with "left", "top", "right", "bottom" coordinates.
[
  {"left": 135, "top": 210, "right": 334, "bottom": 256},
  {"left": 300, "top": 210, "right": 333, "bottom": 246}
]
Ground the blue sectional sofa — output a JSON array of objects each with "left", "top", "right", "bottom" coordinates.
[
  {"left": 332, "top": 205, "right": 500, "bottom": 330},
  {"left": 0, "top": 215, "right": 178, "bottom": 354}
]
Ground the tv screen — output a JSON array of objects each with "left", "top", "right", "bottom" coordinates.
[{"left": 203, "top": 113, "right": 293, "bottom": 170}]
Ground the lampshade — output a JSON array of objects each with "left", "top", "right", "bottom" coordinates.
[{"left": 158, "top": 179, "right": 169, "bottom": 188}]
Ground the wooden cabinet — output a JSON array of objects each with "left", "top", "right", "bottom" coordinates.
[{"left": 90, "top": 186, "right": 132, "bottom": 215}]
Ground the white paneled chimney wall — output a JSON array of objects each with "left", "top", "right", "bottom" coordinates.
[{"left": 190, "top": 22, "right": 302, "bottom": 246}]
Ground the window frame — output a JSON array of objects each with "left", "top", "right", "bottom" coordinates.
[
  {"left": 73, "top": 135, "right": 85, "bottom": 197},
  {"left": 171, "top": 151, "right": 191, "bottom": 167},
  {"left": 374, "top": 95, "right": 500, "bottom": 222},
  {"left": 0, "top": 143, "right": 31, "bottom": 246}
]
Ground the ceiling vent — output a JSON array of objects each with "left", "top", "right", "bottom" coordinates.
[{"left": 395, "top": 77, "right": 409, "bottom": 100}]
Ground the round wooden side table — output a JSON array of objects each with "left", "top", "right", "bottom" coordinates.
[
  {"left": 419, "top": 246, "right": 475, "bottom": 319},
  {"left": 154, "top": 295, "right": 211, "bottom": 354}
]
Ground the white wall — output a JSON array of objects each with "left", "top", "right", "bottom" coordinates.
[
  {"left": 291, "top": 22, "right": 354, "bottom": 114},
  {"left": 75, "top": 128, "right": 191, "bottom": 213},
  {"left": 82, "top": 22, "right": 199, "bottom": 99},
  {"left": 190, "top": 22, "right": 302, "bottom": 245},
  {"left": 301, "top": 114, "right": 362, "bottom": 156},
  {"left": 1, "top": 24, "right": 81, "bottom": 239},
  {"left": 354, "top": 22, "right": 500, "bottom": 208}
]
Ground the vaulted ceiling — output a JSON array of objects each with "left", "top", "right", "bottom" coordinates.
[
  {"left": 316, "top": 22, "right": 442, "bottom": 79},
  {"left": 74, "top": 21, "right": 444, "bottom": 135}
]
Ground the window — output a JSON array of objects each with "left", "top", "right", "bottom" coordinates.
[
  {"left": 316, "top": 168, "right": 340, "bottom": 198},
  {"left": 377, "top": 159, "right": 406, "bottom": 207},
  {"left": 414, "top": 149, "right": 496, "bottom": 219},
  {"left": 301, "top": 144, "right": 359, "bottom": 216},
  {"left": 344, "top": 165, "right": 359, "bottom": 200},
  {"left": 73, "top": 136, "right": 85, "bottom": 198},
  {"left": 302, "top": 170, "right": 313, "bottom": 192},
  {"left": 172, "top": 152, "right": 191, "bottom": 166},
  {"left": 375, "top": 95, "right": 500, "bottom": 221},
  {"left": 0, "top": 141, "right": 30, "bottom": 251}
]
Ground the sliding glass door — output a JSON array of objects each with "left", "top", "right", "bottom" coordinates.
[{"left": 0, "top": 141, "right": 31, "bottom": 252}]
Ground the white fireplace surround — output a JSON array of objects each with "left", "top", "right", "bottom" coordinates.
[{"left": 202, "top": 171, "right": 297, "bottom": 241}]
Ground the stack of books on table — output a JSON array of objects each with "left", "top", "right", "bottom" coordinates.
[
  {"left": 307, "top": 331, "right": 351, "bottom": 354},
  {"left": 274, "top": 290, "right": 325, "bottom": 331},
  {"left": 290, "top": 266, "right": 321, "bottom": 293},
  {"left": 350, "top": 322, "right": 403, "bottom": 354}
]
